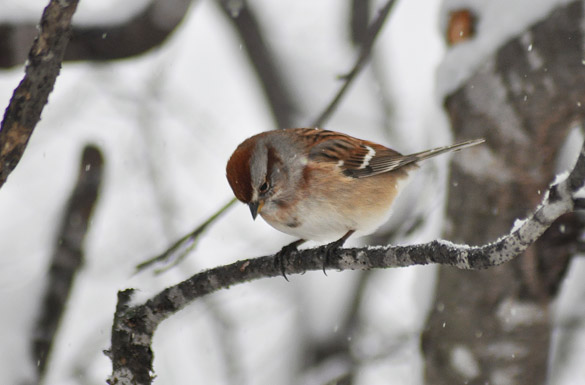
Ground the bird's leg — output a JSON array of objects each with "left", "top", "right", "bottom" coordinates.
[
  {"left": 323, "top": 230, "right": 355, "bottom": 275},
  {"left": 274, "top": 239, "right": 306, "bottom": 281}
]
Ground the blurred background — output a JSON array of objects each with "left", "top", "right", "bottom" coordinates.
[{"left": 1, "top": 0, "right": 584, "bottom": 384}]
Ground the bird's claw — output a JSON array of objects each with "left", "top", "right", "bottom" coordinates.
[{"left": 274, "top": 239, "right": 305, "bottom": 281}]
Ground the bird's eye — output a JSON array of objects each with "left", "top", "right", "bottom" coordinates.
[{"left": 259, "top": 181, "right": 269, "bottom": 194}]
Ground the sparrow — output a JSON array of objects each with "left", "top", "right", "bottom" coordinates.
[{"left": 226, "top": 127, "right": 483, "bottom": 278}]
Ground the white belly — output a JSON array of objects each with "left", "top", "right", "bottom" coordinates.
[{"left": 260, "top": 175, "right": 411, "bottom": 242}]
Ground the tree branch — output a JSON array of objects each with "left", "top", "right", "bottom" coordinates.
[
  {"left": 0, "top": 0, "right": 193, "bottom": 68},
  {"left": 218, "top": 0, "right": 298, "bottom": 129},
  {"left": 134, "top": 198, "right": 235, "bottom": 273},
  {"left": 311, "top": 0, "right": 397, "bottom": 127},
  {"left": 66, "top": 0, "right": 192, "bottom": 62},
  {"left": 0, "top": 0, "right": 79, "bottom": 189},
  {"left": 350, "top": 0, "right": 371, "bottom": 46},
  {"left": 107, "top": 138, "right": 585, "bottom": 384},
  {"left": 32, "top": 145, "right": 104, "bottom": 382}
]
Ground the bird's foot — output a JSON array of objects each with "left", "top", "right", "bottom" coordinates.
[
  {"left": 274, "top": 239, "right": 305, "bottom": 281},
  {"left": 322, "top": 230, "right": 355, "bottom": 275}
]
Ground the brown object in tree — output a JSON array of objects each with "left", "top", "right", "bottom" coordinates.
[{"left": 447, "top": 9, "right": 475, "bottom": 45}]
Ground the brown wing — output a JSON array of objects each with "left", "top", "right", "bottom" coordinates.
[
  {"left": 305, "top": 128, "right": 484, "bottom": 179},
  {"left": 303, "top": 129, "right": 408, "bottom": 178}
]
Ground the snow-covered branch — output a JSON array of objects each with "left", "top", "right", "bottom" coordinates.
[{"left": 107, "top": 140, "right": 585, "bottom": 385}]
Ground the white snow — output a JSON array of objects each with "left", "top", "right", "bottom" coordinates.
[
  {"left": 556, "top": 124, "right": 584, "bottom": 174},
  {"left": 511, "top": 218, "right": 527, "bottom": 233},
  {"left": 0, "top": 0, "right": 583, "bottom": 384},
  {"left": 450, "top": 344, "right": 480, "bottom": 379},
  {"left": 550, "top": 258, "right": 585, "bottom": 384},
  {"left": 552, "top": 171, "right": 571, "bottom": 187},
  {"left": 496, "top": 297, "right": 547, "bottom": 332},
  {"left": 437, "top": 0, "right": 575, "bottom": 97}
]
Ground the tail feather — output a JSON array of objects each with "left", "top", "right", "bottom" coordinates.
[
  {"left": 410, "top": 138, "right": 485, "bottom": 163},
  {"left": 347, "top": 138, "right": 485, "bottom": 178}
]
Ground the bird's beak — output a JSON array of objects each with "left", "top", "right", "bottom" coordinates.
[{"left": 248, "top": 200, "right": 264, "bottom": 220}]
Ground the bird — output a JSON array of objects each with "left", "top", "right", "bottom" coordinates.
[{"left": 226, "top": 127, "right": 484, "bottom": 278}]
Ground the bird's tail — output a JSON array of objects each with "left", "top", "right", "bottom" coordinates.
[
  {"left": 410, "top": 138, "right": 485, "bottom": 163},
  {"left": 347, "top": 138, "right": 485, "bottom": 178}
]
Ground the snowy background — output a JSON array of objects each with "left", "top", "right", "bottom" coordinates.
[{"left": 1, "top": 0, "right": 584, "bottom": 384}]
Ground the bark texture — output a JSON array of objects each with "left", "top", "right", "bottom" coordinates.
[
  {"left": 0, "top": 0, "right": 79, "bottom": 188},
  {"left": 423, "top": 2, "right": 585, "bottom": 384}
]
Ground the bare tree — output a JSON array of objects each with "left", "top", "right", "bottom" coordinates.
[{"left": 2, "top": 1, "right": 584, "bottom": 384}]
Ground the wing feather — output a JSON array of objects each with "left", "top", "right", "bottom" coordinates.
[{"left": 299, "top": 128, "right": 484, "bottom": 179}]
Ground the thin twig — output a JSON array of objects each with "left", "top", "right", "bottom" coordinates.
[
  {"left": 350, "top": 0, "right": 371, "bottom": 46},
  {"left": 311, "top": 0, "right": 398, "bottom": 127},
  {"left": 135, "top": 198, "right": 236, "bottom": 273},
  {"left": 218, "top": 0, "right": 298, "bottom": 128}
]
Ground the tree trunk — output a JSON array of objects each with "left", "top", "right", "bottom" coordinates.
[{"left": 423, "top": 1, "right": 585, "bottom": 384}]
